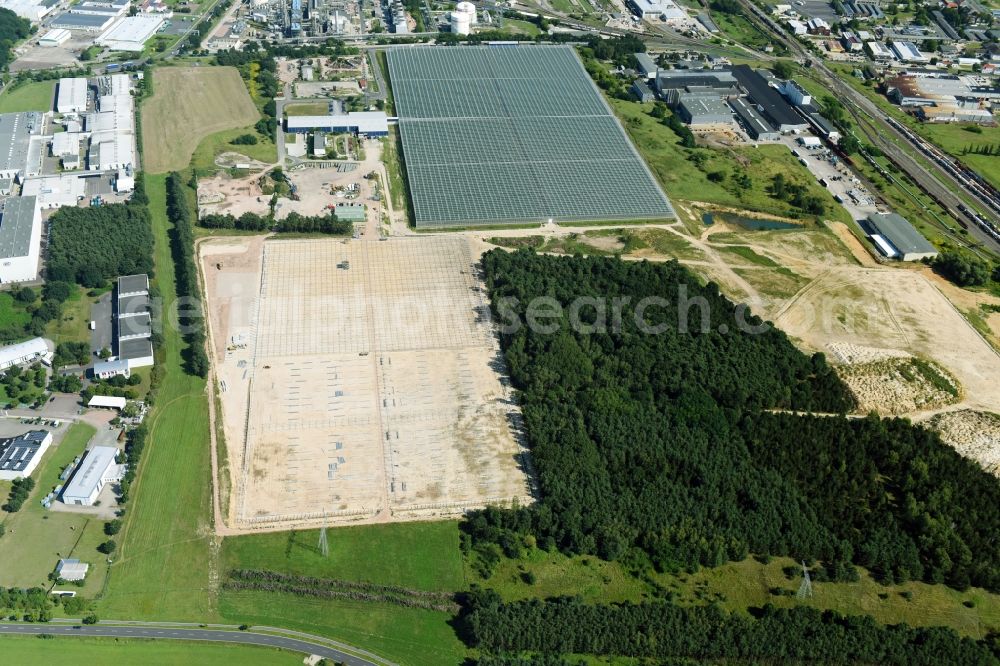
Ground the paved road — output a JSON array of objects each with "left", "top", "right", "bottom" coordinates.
[{"left": 0, "top": 623, "right": 380, "bottom": 665}]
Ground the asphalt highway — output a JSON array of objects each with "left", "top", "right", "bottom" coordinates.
[{"left": 0, "top": 623, "right": 380, "bottom": 665}]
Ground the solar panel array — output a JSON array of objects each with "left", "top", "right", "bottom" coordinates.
[{"left": 387, "top": 46, "right": 675, "bottom": 228}]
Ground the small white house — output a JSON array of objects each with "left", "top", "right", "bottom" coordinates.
[{"left": 56, "top": 559, "right": 89, "bottom": 581}]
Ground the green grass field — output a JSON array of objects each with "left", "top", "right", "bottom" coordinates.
[
  {"left": 219, "top": 593, "right": 466, "bottom": 666},
  {"left": 0, "top": 81, "right": 55, "bottom": 114},
  {"left": 0, "top": 423, "right": 107, "bottom": 596},
  {"left": 188, "top": 127, "right": 278, "bottom": 173},
  {"left": 98, "top": 174, "right": 215, "bottom": 621},
  {"left": 609, "top": 98, "right": 851, "bottom": 226},
  {"left": 473, "top": 548, "right": 1000, "bottom": 639},
  {"left": 0, "top": 292, "right": 32, "bottom": 331},
  {"left": 221, "top": 521, "right": 465, "bottom": 592},
  {"left": 283, "top": 102, "right": 330, "bottom": 116},
  {"left": 0, "top": 635, "right": 301, "bottom": 665},
  {"left": 141, "top": 67, "right": 260, "bottom": 173},
  {"left": 44, "top": 287, "right": 96, "bottom": 347}
]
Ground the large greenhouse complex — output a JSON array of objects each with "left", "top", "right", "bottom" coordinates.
[{"left": 387, "top": 45, "right": 676, "bottom": 228}]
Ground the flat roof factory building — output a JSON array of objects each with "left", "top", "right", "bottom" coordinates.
[
  {"left": 48, "top": 12, "right": 116, "bottom": 31},
  {"left": 57, "top": 78, "right": 89, "bottom": 114},
  {"left": 61, "top": 445, "right": 123, "bottom": 506},
  {"left": 729, "top": 97, "right": 780, "bottom": 140},
  {"left": 732, "top": 65, "right": 809, "bottom": 133},
  {"left": 96, "top": 15, "right": 165, "bottom": 52},
  {"left": 628, "top": 0, "right": 687, "bottom": 20},
  {"left": 285, "top": 112, "right": 389, "bottom": 137},
  {"left": 0, "top": 430, "right": 53, "bottom": 480},
  {"left": 0, "top": 337, "right": 50, "bottom": 369},
  {"left": 865, "top": 213, "right": 938, "bottom": 261},
  {"left": 0, "top": 196, "right": 42, "bottom": 283},
  {"left": 0, "top": 112, "right": 43, "bottom": 181},
  {"left": 114, "top": 274, "right": 154, "bottom": 369},
  {"left": 678, "top": 95, "right": 734, "bottom": 126}
]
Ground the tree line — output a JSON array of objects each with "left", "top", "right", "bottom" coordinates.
[
  {"left": 165, "top": 172, "right": 209, "bottom": 377},
  {"left": 458, "top": 589, "right": 1000, "bottom": 664},
  {"left": 198, "top": 211, "right": 353, "bottom": 235}
]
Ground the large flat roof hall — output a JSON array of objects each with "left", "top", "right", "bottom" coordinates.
[{"left": 387, "top": 45, "right": 675, "bottom": 228}]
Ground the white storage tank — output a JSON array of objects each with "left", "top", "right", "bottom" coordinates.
[
  {"left": 451, "top": 10, "right": 471, "bottom": 34},
  {"left": 456, "top": 1, "right": 477, "bottom": 23}
]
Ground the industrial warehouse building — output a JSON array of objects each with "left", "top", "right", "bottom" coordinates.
[
  {"left": 92, "top": 358, "right": 130, "bottom": 379},
  {"left": 114, "top": 274, "right": 154, "bottom": 369},
  {"left": 61, "top": 445, "right": 123, "bottom": 506},
  {"left": 865, "top": 213, "right": 938, "bottom": 261},
  {"left": 22, "top": 174, "right": 87, "bottom": 208},
  {"left": 678, "top": 95, "right": 733, "bottom": 126},
  {"left": 0, "top": 196, "right": 42, "bottom": 283},
  {"left": 732, "top": 65, "right": 808, "bottom": 133},
  {"left": 0, "top": 112, "right": 42, "bottom": 181},
  {"left": 56, "top": 78, "right": 88, "bottom": 114},
  {"left": 86, "top": 75, "right": 136, "bottom": 172},
  {"left": 0, "top": 337, "right": 49, "bottom": 369},
  {"left": 285, "top": 112, "right": 389, "bottom": 137},
  {"left": 387, "top": 45, "right": 674, "bottom": 228},
  {"left": 96, "top": 15, "right": 165, "bottom": 52},
  {"left": 628, "top": 0, "right": 686, "bottom": 20},
  {"left": 49, "top": 11, "right": 116, "bottom": 32},
  {"left": 654, "top": 70, "right": 739, "bottom": 105},
  {"left": 0, "top": 430, "right": 52, "bottom": 480},
  {"left": 729, "top": 97, "right": 780, "bottom": 140},
  {"left": 38, "top": 28, "right": 71, "bottom": 46}
]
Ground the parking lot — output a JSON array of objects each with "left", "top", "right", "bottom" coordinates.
[{"left": 779, "top": 134, "right": 881, "bottom": 221}]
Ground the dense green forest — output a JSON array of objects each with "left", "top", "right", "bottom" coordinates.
[
  {"left": 47, "top": 191, "right": 153, "bottom": 286},
  {"left": 742, "top": 413, "right": 1000, "bottom": 591},
  {"left": 463, "top": 251, "right": 1000, "bottom": 598},
  {"left": 0, "top": 9, "right": 30, "bottom": 70},
  {"left": 460, "top": 590, "right": 1000, "bottom": 664}
]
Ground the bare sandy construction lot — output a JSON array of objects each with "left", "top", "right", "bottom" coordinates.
[{"left": 201, "top": 236, "right": 531, "bottom": 532}]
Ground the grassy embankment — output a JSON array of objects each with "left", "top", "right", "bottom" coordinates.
[{"left": 609, "top": 97, "right": 853, "bottom": 228}]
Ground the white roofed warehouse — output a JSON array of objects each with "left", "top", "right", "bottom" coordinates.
[
  {"left": 61, "top": 445, "right": 123, "bottom": 506},
  {"left": 0, "top": 196, "right": 43, "bottom": 283},
  {"left": 864, "top": 213, "right": 938, "bottom": 261},
  {"left": 57, "top": 78, "right": 89, "bottom": 114},
  {"left": 0, "top": 337, "right": 50, "bottom": 369},
  {"left": 96, "top": 15, "right": 165, "bottom": 52}
]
